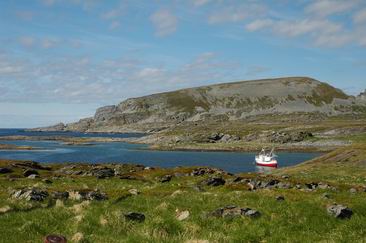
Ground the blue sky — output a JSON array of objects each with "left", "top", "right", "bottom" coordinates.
[{"left": 0, "top": 0, "right": 366, "bottom": 128}]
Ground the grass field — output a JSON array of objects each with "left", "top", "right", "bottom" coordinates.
[{"left": 1, "top": 144, "right": 366, "bottom": 242}]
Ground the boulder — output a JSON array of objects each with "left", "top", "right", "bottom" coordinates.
[
  {"left": 51, "top": 191, "right": 69, "bottom": 200},
  {"left": 176, "top": 210, "right": 190, "bottom": 221},
  {"left": 327, "top": 204, "right": 353, "bottom": 219},
  {"left": 201, "top": 177, "right": 225, "bottom": 186},
  {"left": 69, "top": 190, "right": 108, "bottom": 201},
  {"left": 349, "top": 188, "right": 357, "bottom": 194},
  {"left": 23, "top": 169, "right": 39, "bottom": 177},
  {"left": 159, "top": 174, "right": 172, "bottom": 183},
  {"left": 209, "top": 205, "right": 261, "bottom": 218},
  {"left": 91, "top": 167, "right": 115, "bottom": 179},
  {"left": 128, "top": 189, "right": 140, "bottom": 195},
  {"left": 124, "top": 212, "right": 145, "bottom": 222},
  {"left": 11, "top": 188, "right": 48, "bottom": 201},
  {"left": 0, "top": 167, "right": 12, "bottom": 174}
]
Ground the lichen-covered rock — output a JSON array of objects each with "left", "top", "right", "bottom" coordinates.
[
  {"left": 201, "top": 177, "right": 225, "bottom": 186},
  {"left": 327, "top": 204, "right": 353, "bottom": 219},
  {"left": 11, "top": 188, "right": 48, "bottom": 201}
]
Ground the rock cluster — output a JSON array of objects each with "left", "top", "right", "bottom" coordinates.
[
  {"left": 11, "top": 188, "right": 49, "bottom": 201},
  {"left": 210, "top": 205, "right": 261, "bottom": 219},
  {"left": 201, "top": 177, "right": 226, "bottom": 187},
  {"left": 207, "top": 133, "right": 240, "bottom": 143}
]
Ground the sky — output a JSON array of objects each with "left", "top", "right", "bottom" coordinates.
[{"left": 0, "top": 0, "right": 366, "bottom": 128}]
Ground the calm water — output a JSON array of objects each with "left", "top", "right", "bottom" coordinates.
[{"left": 0, "top": 129, "right": 321, "bottom": 174}]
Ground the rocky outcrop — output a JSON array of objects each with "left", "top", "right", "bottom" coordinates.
[
  {"left": 30, "top": 122, "right": 65, "bottom": 132},
  {"left": 357, "top": 89, "right": 366, "bottom": 101},
  {"left": 35, "top": 77, "right": 366, "bottom": 132}
]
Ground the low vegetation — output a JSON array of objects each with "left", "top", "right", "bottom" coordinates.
[{"left": 1, "top": 144, "right": 366, "bottom": 242}]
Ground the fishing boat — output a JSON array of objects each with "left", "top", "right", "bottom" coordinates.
[{"left": 255, "top": 148, "right": 278, "bottom": 167}]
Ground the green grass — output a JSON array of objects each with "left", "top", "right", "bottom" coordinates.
[{"left": 1, "top": 147, "right": 366, "bottom": 242}]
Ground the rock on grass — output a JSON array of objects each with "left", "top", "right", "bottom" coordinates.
[
  {"left": 327, "top": 204, "right": 353, "bottom": 219},
  {"left": 124, "top": 212, "right": 145, "bottom": 222}
]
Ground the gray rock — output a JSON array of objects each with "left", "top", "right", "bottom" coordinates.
[
  {"left": 209, "top": 205, "right": 261, "bottom": 218},
  {"left": 327, "top": 204, "right": 353, "bottom": 219},
  {"left": 11, "top": 188, "right": 48, "bottom": 201},
  {"left": 51, "top": 191, "right": 69, "bottom": 200},
  {"left": 159, "top": 175, "right": 172, "bottom": 183},
  {"left": 276, "top": 195, "right": 285, "bottom": 201},
  {"left": 42, "top": 179, "right": 53, "bottom": 184},
  {"left": 202, "top": 177, "right": 225, "bottom": 186},
  {"left": 0, "top": 167, "right": 12, "bottom": 174},
  {"left": 92, "top": 167, "right": 115, "bottom": 179},
  {"left": 23, "top": 169, "right": 39, "bottom": 177},
  {"left": 349, "top": 188, "right": 357, "bottom": 194},
  {"left": 243, "top": 209, "right": 261, "bottom": 218},
  {"left": 27, "top": 174, "right": 39, "bottom": 179},
  {"left": 69, "top": 190, "right": 108, "bottom": 201},
  {"left": 124, "top": 212, "right": 145, "bottom": 222}
]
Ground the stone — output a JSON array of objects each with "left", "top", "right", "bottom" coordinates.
[
  {"left": 128, "top": 189, "right": 140, "bottom": 195},
  {"left": 0, "top": 205, "right": 12, "bottom": 214},
  {"left": 276, "top": 195, "right": 285, "bottom": 201},
  {"left": 27, "top": 174, "right": 39, "bottom": 179},
  {"left": 202, "top": 177, "right": 225, "bottom": 186},
  {"left": 44, "top": 234, "right": 67, "bottom": 243},
  {"left": 11, "top": 188, "right": 48, "bottom": 201},
  {"left": 327, "top": 204, "right": 353, "bottom": 219},
  {"left": 322, "top": 193, "right": 331, "bottom": 199},
  {"left": 176, "top": 210, "right": 190, "bottom": 221},
  {"left": 124, "top": 212, "right": 145, "bottom": 222},
  {"left": 318, "top": 182, "right": 330, "bottom": 189},
  {"left": 159, "top": 174, "right": 172, "bottom": 183},
  {"left": 209, "top": 205, "right": 260, "bottom": 219},
  {"left": 243, "top": 209, "right": 261, "bottom": 218},
  {"left": 0, "top": 167, "right": 12, "bottom": 174},
  {"left": 69, "top": 190, "right": 107, "bottom": 201},
  {"left": 92, "top": 167, "right": 115, "bottom": 179},
  {"left": 349, "top": 188, "right": 357, "bottom": 194},
  {"left": 23, "top": 169, "right": 39, "bottom": 177},
  {"left": 42, "top": 179, "right": 53, "bottom": 184},
  {"left": 51, "top": 191, "right": 69, "bottom": 200},
  {"left": 55, "top": 199, "right": 64, "bottom": 208},
  {"left": 71, "top": 232, "right": 84, "bottom": 242}
]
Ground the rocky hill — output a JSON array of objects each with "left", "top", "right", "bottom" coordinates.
[{"left": 34, "top": 77, "right": 366, "bottom": 132}]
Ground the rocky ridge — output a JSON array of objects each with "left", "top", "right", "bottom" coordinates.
[{"left": 32, "top": 77, "right": 366, "bottom": 132}]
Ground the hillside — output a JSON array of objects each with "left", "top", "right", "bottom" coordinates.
[{"left": 35, "top": 77, "right": 366, "bottom": 132}]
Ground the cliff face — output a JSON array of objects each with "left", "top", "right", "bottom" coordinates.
[{"left": 36, "top": 77, "right": 366, "bottom": 132}]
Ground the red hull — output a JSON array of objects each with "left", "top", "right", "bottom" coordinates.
[{"left": 256, "top": 162, "right": 278, "bottom": 168}]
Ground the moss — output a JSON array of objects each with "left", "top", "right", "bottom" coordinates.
[{"left": 164, "top": 91, "right": 210, "bottom": 114}]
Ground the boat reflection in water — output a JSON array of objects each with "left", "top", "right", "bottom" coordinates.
[{"left": 256, "top": 165, "right": 277, "bottom": 174}]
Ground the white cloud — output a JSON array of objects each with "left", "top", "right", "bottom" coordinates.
[
  {"left": 18, "top": 36, "right": 35, "bottom": 47},
  {"left": 41, "top": 38, "right": 59, "bottom": 49},
  {"left": 0, "top": 52, "right": 243, "bottom": 104},
  {"left": 109, "top": 21, "right": 120, "bottom": 30},
  {"left": 245, "top": 66, "right": 270, "bottom": 76},
  {"left": 305, "top": 0, "right": 358, "bottom": 17},
  {"left": 353, "top": 8, "right": 366, "bottom": 23},
  {"left": 274, "top": 19, "right": 341, "bottom": 37},
  {"left": 16, "top": 11, "right": 34, "bottom": 21},
  {"left": 150, "top": 9, "right": 177, "bottom": 37},
  {"left": 208, "top": 4, "right": 266, "bottom": 24},
  {"left": 192, "top": 0, "right": 211, "bottom": 7},
  {"left": 245, "top": 19, "right": 273, "bottom": 31},
  {"left": 41, "top": 0, "right": 56, "bottom": 6}
]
